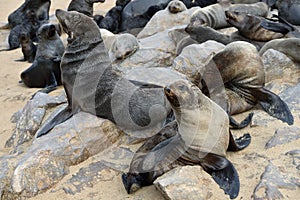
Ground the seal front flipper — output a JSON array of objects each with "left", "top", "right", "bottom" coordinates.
[
  {"left": 200, "top": 153, "right": 240, "bottom": 199},
  {"left": 227, "top": 131, "right": 251, "bottom": 151},
  {"left": 251, "top": 88, "right": 294, "bottom": 125},
  {"left": 229, "top": 112, "right": 253, "bottom": 129},
  {"left": 260, "top": 20, "right": 291, "bottom": 34},
  {"left": 35, "top": 106, "right": 73, "bottom": 138}
]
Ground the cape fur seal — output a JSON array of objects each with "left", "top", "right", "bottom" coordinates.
[
  {"left": 199, "top": 41, "right": 294, "bottom": 125},
  {"left": 122, "top": 79, "right": 251, "bottom": 199},
  {"left": 18, "top": 32, "right": 37, "bottom": 63},
  {"left": 225, "top": 11, "right": 284, "bottom": 42},
  {"left": 20, "top": 24, "right": 64, "bottom": 93},
  {"left": 168, "top": 0, "right": 187, "bottom": 13},
  {"left": 276, "top": 0, "right": 300, "bottom": 25},
  {"left": 67, "top": 0, "right": 105, "bottom": 17},
  {"left": 36, "top": 10, "right": 186, "bottom": 138}
]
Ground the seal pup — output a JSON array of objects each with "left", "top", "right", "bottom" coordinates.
[
  {"left": 7, "top": 0, "right": 50, "bottom": 29},
  {"left": 259, "top": 38, "right": 300, "bottom": 63},
  {"left": 67, "top": 0, "right": 105, "bottom": 17},
  {"left": 35, "top": 10, "right": 186, "bottom": 137},
  {"left": 199, "top": 41, "right": 294, "bottom": 125},
  {"left": 109, "top": 33, "right": 140, "bottom": 61},
  {"left": 18, "top": 32, "right": 37, "bottom": 63},
  {"left": 20, "top": 24, "right": 64, "bottom": 93},
  {"left": 122, "top": 79, "right": 251, "bottom": 199},
  {"left": 225, "top": 11, "right": 284, "bottom": 42},
  {"left": 98, "top": 6, "right": 123, "bottom": 34}
]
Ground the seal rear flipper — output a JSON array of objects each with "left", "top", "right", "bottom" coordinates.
[
  {"left": 199, "top": 153, "right": 240, "bottom": 199},
  {"left": 35, "top": 106, "right": 73, "bottom": 138},
  {"left": 260, "top": 20, "right": 291, "bottom": 34},
  {"left": 251, "top": 88, "right": 294, "bottom": 125},
  {"left": 227, "top": 131, "right": 251, "bottom": 151},
  {"left": 229, "top": 112, "right": 253, "bottom": 129}
]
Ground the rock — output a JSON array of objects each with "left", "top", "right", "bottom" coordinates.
[
  {"left": 137, "top": 7, "right": 199, "bottom": 39},
  {"left": 172, "top": 41, "right": 225, "bottom": 84},
  {"left": 261, "top": 49, "right": 299, "bottom": 83},
  {"left": 10, "top": 112, "right": 123, "bottom": 198},
  {"left": 285, "top": 150, "right": 300, "bottom": 170},
  {"left": 5, "top": 92, "right": 67, "bottom": 148},
  {"left": 154, "top": 166, "right": 227, "bottom": 200},
  {"left": 265, "top": 126, "right": 300, "bottom": 149},
  {"left": 253, "top": 162, "right": 299, "bottom": 200},
  {"left": 114, "top": 29, "right": 178, "bottom": 69},
  {"left": 278, "top": 82, "right": 300, "bottom": 113}
]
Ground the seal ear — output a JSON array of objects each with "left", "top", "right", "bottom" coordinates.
[
  {"left": 200, "top": 153, "right": 240, "bottom": 199},
  {"left": 251, "top": 88, "right": 294, "bottom": 125}
]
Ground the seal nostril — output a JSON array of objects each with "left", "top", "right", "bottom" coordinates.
[{"left": 165, "top": 87, "right": 171, "bottom": 93}]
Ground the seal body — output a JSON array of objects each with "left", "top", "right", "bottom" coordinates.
[
  {"left": 98, "top": 6, "right": 123, "bottom": 33},
  {"left": 200, "top": 41, "right": 293, "bottom": 125},
  {"left": 122, "top": 79, "right": 252, "bottom": 198},
  {"left": 19, "top": 32, "right": 37, "bottom": 63}
]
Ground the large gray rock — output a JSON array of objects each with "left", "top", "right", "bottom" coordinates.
[
  {"left": 261, "top": 49, "right": 299, "bottom": 83},
  {"left": 154, "top": 166, "right": 227, "bottom": 200},
  {"left": 5, "top": 92, "right": 67, "bottom": 148},
  {"left": 9, "top": 112, "right": 123, "bottom": 198},
  {"left": 172, "top": 41, "right": 225, "bottom": 84},
  {"left": 137, "top": 7, "right": 199, "bottom": 39}
]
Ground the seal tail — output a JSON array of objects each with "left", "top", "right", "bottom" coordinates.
[
  {"left": 251, "top": 88, "right": 294, "bottom": 125},
  {"left": 200, "top": 153, "right": 240, "bottom": 199},
  {"left": 35, "top": 106, "right": 73, "bottom": 138}
]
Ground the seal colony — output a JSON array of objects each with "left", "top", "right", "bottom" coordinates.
[{"left": 0, "top": 0, "right": 298, "bottom": 199}]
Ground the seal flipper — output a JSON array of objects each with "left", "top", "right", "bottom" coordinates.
[
  {"left": 200, "top": 153, "right": 240, "bottom": 199},
  {"left": 229, "top": 112, "right": 253, "bottom": 129},
  {"left": 260, "top": 20, "right": 291, "bottom": 34},
  {"left": 251, "top": 88, "right": 294, "bottom": 125},
  {"left": 35, "top": 106, "right": 73, "bottom": 138},
  {"left": 227, "top": 131, "right": 251, "bottom": 151}
]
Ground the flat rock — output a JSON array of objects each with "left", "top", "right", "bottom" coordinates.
[
  {"left": 172, "top": 41, "right": 225, "bottom": 84},
  {"left": 285, "top": 150, "right": 300, "bottom": 170},
  {"left": 154, "top": 166, "right": 227, "bottom": 200},
  {"left": 265, "top": 126, "right": 300, "bottom": 149},
  {"left": 5, "top": 92, "right": 67, "bottom": 148},
  {"left": 10, "top": 112, "right": 123, "bottom": 198}
]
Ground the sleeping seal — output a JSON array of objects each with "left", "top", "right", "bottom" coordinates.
[
  {"left": 122, "top": 79, "right": 251, "bottom": 199},
  {"left": 36, "top": 10, "right": 186, "bottom": 138},
  {"left": 67, "top": 0, "right": 105, "bottom": 17}
]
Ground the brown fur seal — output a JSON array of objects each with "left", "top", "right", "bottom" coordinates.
[
  {"left": 199, "top": 41, "right": 294, "bottom": 125},
  {"left": 225, "top": 11, "right": 284, "bottom": 42},
  {"left": 36, "top": 10, "right": 186, "bottom": 138},
  {"left": 228, "top": 2, "right": 268, "bottom": 17},
  {"left": 168, "top": 0, "right": 187, "bottom": 13},
  {"left": 67, "top": 0, "right": 105, "bottom": 17},
  {"left": 259, "top": 38, "right": 300, "bottom": 63},
  {"left": 122, "top": 79, "right": 251, "bottom": 199},
  {"left": 20, "top": 24, "right": 64, "bottom": 93}
]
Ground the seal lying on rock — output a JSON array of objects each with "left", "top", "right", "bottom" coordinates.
[
  {"left": 67, "top": 0, "right": 105, "bottom": 17},
  {"left": 199, "top": 41, "right": 294, "bottom": 125},
  {"left": 20, "top": 24, "right": 64, "bottom": 93},
  {"left": 122, "top": 79, "right": 251, "bottom": 199},
  {"left": 168, "top": 0, "right": 187, "bottom": 13},
  {"left": 36, "top": 10, "right": 187, "bottom": 138},
  {"left": 225, "top": 11, "right": 284, "bottom": 42}
]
